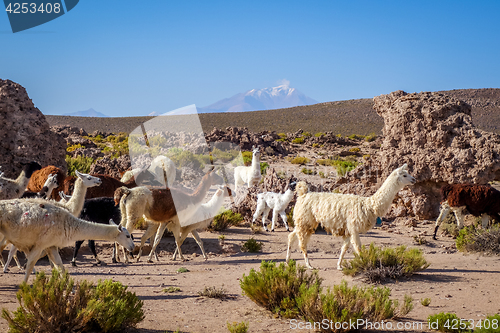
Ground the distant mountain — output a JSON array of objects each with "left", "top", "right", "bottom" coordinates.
[
  {"left": 63, "top": 108, "right": 108, "bottom": 117},
  {"left": 199, "top": 83, "right": 318, "bottom": 113}
]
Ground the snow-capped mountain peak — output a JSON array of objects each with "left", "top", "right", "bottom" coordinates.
[{"left": 200, "top": 82, "right": 317, "bottom": 113}]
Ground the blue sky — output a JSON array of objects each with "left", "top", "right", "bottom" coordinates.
[{"left": 1, "top": 1, "right": 499, "bottom": 117}]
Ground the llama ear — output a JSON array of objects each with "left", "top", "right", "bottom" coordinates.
[
  {"left": 109, "top": 218, "right": 117, "bottom": 226},
  {"left": 401, "top": 164, "right": 408, "bottom": 170},
  {"left": 75, "top": 170, "right": 82, "bottom": 178}
]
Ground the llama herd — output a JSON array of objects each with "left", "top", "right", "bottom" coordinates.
[{"left": 0, "top": 144, "right": 499, "bottom": 284}]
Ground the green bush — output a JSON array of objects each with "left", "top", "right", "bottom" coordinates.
[
  {"left": 260, "top": 162, "right": 269, "bottom": 175},
  {"left": 315, "top": 132, "right": 325, "bottom": 137},
  {"left": 474, "top": 314, "right": 500, "bottom": 333},
  {"left": 85, "top": 279, "right": 145, "bottom": 332},
  {"left": 227, "top": 321, "right": 249, "bottom": 333},
  {"left": 241, "top": 238, "right": 263, "bottom": 253},
  {"left": 456, "top": 224, "right": 500, "bottom": 254},
  {"left": 348, "top": 147, "right": 361, "bottom": 153},
  {"left": 301, "top": 168, "right": 316, "bottom": 175},
  {"left": 209, "top": 210, "right": 243, "bottom": 232},
  {"left": 66, "top": 143, "right": 84, "bottom": 152},
  {"left": 427, "top": 312, "right": 472, "bottom": 332},
  {"left": 240, "top": 151, "right": 253, "bottom": 165},
  {"left": 332, "top": 159, "right": 358, "bottom": 177},
  {"left": 286, "top": 207, "right": 294, "bottom": 228},
  {"left": 240, "top": 260, "right": 322, "bottom": 318},
  {"left": 66, "top": 155, "right": 94, "bottom": 176},
  {"left": 1, "top": 270, "right": 144, "bottom": 333},
  {"left": 365, "top": 133, "right": 377, "bottom": 142},
  {"left": 292, "top": 137, "right": 304, "bottom": 144},
  {"left": 240, "top": 261, "right": 413, "bottom": 330},
  {"left": 278, "top": 133, "right": 286, "bottom": 138},
  {"left": 290, "top": 156, "right": 309, "bottom": 165},
  {"left": 297, "top": 281, "right": 413, "bottom": 330},
  {"left": 302, "top": 131, "right": 311, "bottom": 137},
  {"left": 312, "top": 143, "right": 320, "bottom": 148},
  {"left": 347, "top": 134, "right": 364, "bottom": 140},
  {"left": 167, "top": 148, "right": 204, "bottom": 170},
  {"left": 421, "top": 298, "right": 431, "bottom": 306},
  {"left": 341, "top": 243, "right": 430, "bottom": 283}
]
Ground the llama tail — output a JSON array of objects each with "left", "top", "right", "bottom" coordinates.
[
  {"left": 295, "top": 181, "right": 308, "bottom": 197},
  {"left": 114, "top": 186, "right": 131, "bottom": 206}
]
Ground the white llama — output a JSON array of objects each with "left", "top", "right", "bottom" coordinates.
[
  {"left": 0, "top": 198, "right": 134, "bottom": 283},
  {"left": 286, "top": 164, "right": 416, "bottom": 270},
  {"left": 252, "top": 180, "right": 297, "bottom": 231},
  {"left": 234, "top": 146, "right": 261, "bottom": 190}
]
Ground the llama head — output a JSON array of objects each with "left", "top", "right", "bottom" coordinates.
[
  {"left": 206, "top": 167, "right": 224, "bottom": 186},
  {"left": 43, "top": 174, "right": 59, "bottom": 189},
  {"left": 395, "top": 164, "right": 416, "bottom": 186},
  {"left": 109, "top": 219, "right": 135, "bottom": 252},
  {"left": 58, "top": 191, "right": 70, "bottom": 203},
  {"left": 75, "top": 170, "right": 102, "bottom": 188},
  {"left": 288, "top": 180, "right": 297, "bottom": 191},
  {"left": 251, "top": 146, "right": 261, "bottom": 159}
]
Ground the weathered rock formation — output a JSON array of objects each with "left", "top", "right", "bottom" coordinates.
[
  {"left": 338, "top": 90, "right": 500, "bottom": 219},
  {"left": 205, "top": 127, "right": 288, "bottom": 155},
  {"left": 0, "top": 79, "right": 66, "bottom": 178},
  {"left": 89, "top": 155, "right": 131, "bottom": 178}
]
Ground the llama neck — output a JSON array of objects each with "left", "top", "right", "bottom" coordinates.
[
  {"left": 194, "top": 191, "right": 225, "bottom": 221},
  {"left": 65, "top": 178, "right": 87, "bottom": 216},
  {"left": 45, "top": 185, "right": 56, "bottom": 199},
  {"left": 69, "top": 217, "right": 120, "bottom": 242},
  {"left": 15, "top": 171, "right": 29, "bottom": 189},
  {"left": 189, "top": 174, "right": 214, "bottom": 204},
  {"left": 282, "top": 189, "right": 294, "bottom": 204},
  {"left": 251, "top": 153, "right": 260, "bottom": 171},
  {"left": 369, "top": 172, "right": 403, "bottom": 217}
]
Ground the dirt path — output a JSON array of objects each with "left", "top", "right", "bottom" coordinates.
[{"left": 1, "top": 221, "right": 499, "bottom": 333}]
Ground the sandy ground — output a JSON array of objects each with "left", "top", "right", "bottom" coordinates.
[{"left": 1, "top": 218, "right": 499, "bottom": 333}]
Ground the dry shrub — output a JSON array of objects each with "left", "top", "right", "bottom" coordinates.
[
  {"left": 456, "top": 224, "right": 500, "bottom": 254},
  {"left": 240, "top": 261, "right": 413, "bottom": 332},
  {"left": 1, "top": 270, "right": 144, "bottom": 333},
  {"left": 208, "top": 210, "right": 244, "bottom": 232},
  {"left": 341, "top": 243, "right": 430, "bottom": 283},
  {"left": 198, "top": 285, "right": 229, "bottom": 299}
]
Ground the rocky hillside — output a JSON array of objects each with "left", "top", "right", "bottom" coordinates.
[{"left": 45, "top": 88, "right": 500, "bottom": 135}]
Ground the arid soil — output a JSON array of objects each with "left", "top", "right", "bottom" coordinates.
[{"left": 1, "top": 213, "right": 499, "bottom": 333}]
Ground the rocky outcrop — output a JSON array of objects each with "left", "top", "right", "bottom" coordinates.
[
  {"left": 337, "top": 90, "right": 500, "bottom": 219},
  {"left": 0, "top": 79, "right": 66, "bottom": 178},
  {"left": 205, "top": 127, "right": 288, "bottom": 155},
  {"left": 89, "top": 155, "right": 131, "bottom": 178}
]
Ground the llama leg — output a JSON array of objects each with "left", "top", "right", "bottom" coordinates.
[
  {"left": 148, "top": 223, "right": 169, "bottom": 263},
  {"left": 286, "top": 230, "right": 298, "bottom": 264},
  {"left": 172, "top": 229, "right": 191, "bottom": 261},
  {"left": 350, "top": 233, "right": 362, "bottom": 255},
  {"left": 13, "top": 250, "right": 21, "bottom": 270},
  {"left": 279, "top": 211, "right": 289, "bottom": 231},
  {"left": 46, "top": 247, "right": 65, "bottom": 276},
  {"left": 71, "top": 240, "right": 84, "bottom": 267},
  {"left": 252, "top": 201, "right": 265, "bottom": 226},
  {"left": 271, "top": 209, "right": 281, "bottom": 232},
  {"left": 3, "top": 245, "right": 18, "bottom": 273},
  {"left": 453, "top": 207, "right": 466, "bottom": 229},
  {"left": 137, "top": 223, "right": 158, "bottom": 262},
  {"left": 88, "top": 240, "right": 101, "bottom": 265},
  {"left": 481, "top": 214, "right": 490, "bottom": 229},
  {"left": 191, "top": 230, "right": 208, "bottom": 260},
  {"left": 262, "top": 207, "right": 271, "bottom": 231},
  {"left": 433, "top": 202, "right": 451, "bottom": 240},
  {"left": 112, "top": 242, "right": 120, "bottom": 263},
  {"left": 23, "top": 248, "right": 44, "bottom": 284},
  {"left": 338, "top": 237, "right": 351, "bottom": 271},
  {"left": 168, "top": 218, "right": 185, "bottom": 261},
  {"left": 298, "top": 232, "right": 313, "bottom": 269}
]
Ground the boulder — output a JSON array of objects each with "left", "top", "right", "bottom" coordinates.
[
  {"left": 0, "top": 79, "right": 66, "bottom": 177},
  {"left": 337, "top": 90, "right": 500, "bottom": 219}
]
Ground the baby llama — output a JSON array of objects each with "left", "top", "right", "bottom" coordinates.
[
  {"left": 234, "top": 146, "right": 261, "bottom": 190},
  {"left": 286, "top": 164, "right": 416, "bottom": 270},
  {"left": 252, "top": 180, "right": 297, "bottom": 231}
]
